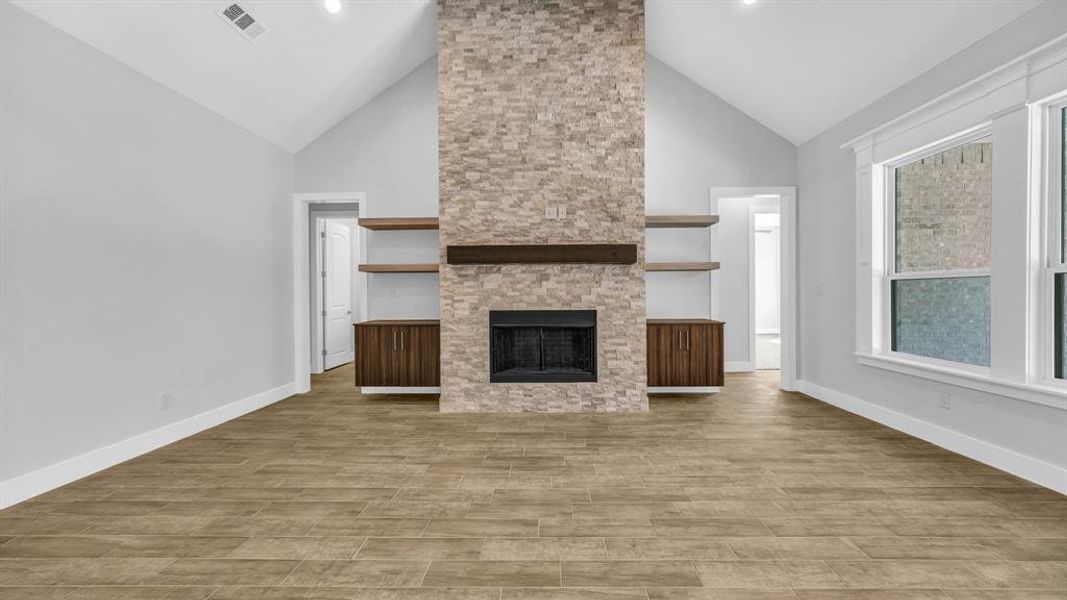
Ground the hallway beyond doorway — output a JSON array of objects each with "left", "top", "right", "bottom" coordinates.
[{"left": 755, "top": 333, "right": 781, "bottom": 370}]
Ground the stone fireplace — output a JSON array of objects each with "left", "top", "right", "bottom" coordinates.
[{"left": 437, "top": 0, "right": 647, "bottom": 412}]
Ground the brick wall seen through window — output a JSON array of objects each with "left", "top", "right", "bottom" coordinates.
[{"left": 891, "top": 140, "right": 992, "bottom": 366}]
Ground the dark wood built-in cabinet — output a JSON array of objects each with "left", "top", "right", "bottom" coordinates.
[
  {"left": 354, "top": 318, "right": 722, "bottom": 391},
  {"left": 647, "top": 319, "right": 724, "bottom": 387},
  {"left": 354, "top": 320, "right": 440, "bottom": 387}
]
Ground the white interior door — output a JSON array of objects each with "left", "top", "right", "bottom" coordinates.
[{"left": 323, "top": 220, "right": 354, "bottom": 369}]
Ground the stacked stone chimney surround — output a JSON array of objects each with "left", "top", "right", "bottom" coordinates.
[{"left": 437, "top": 0, "right": 648, "bottom": 412}]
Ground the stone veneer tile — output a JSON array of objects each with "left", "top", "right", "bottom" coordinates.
[{"left": 437, "top": 0, "right": 647, "bottom": 412}]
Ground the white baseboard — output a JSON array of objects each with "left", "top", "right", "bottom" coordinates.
[
  {"left": 797, "top": 380, "right": 1067, "bottom": 494},
  {"left": 649, "top": 387, "right": 721, "bottom": 394},
  {"left": 0, "top": 381, "right": 300, "bottom": 509},
  {"left": 725, "top": 361, "right": 755, "bottom": 372},
  {"left": 361, "top": 387, "right": 441, "bottom": 394}
]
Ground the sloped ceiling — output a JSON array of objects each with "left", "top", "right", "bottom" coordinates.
[
  {"left": 646, "top": 0, "right": 1042, "bottom": 144},
  {"left": 11, "top": 0, "right": 1044, "bottom": 150},
  {"left": 11, "top": 0, "right": 436, "bottom": 152}
]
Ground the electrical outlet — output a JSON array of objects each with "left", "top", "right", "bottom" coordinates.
[
  {"left": 939, "top": 392, "right": 952, "bottom": 410},
  {"left": 160, "top": 392, "right": 177, "bottom": 411},
  {"left": 557, "top": 205, "right": 567, "bottom": 219},
  {"left": 544, "top": 206, "right": 558, "bottom": 220}
]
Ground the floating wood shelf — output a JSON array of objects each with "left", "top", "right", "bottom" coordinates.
[
  {"left": 646, "top": 261, "right": 721, "bottom": 272},
  {"left": 357, "top": 319, "right": 440, "bottom": 326},
  {"left": 645, "top": 215, "right": 720, "bottom": 228},
  {"left": 358, "top": 263, "right": 440, "bottom": 273},
  {"left": 359, "top": 217, "right": 439, "bottom": 231},
  {"left": 648, "top": 318, "right": 725, "bottom": 325},
  {"left": 446, "top": 243, "right": 638, "bottom": 265}
]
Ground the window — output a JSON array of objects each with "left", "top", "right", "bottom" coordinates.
[
  {"left": 848, "top": 40, "right": 1067, "bottom": 407},
  {"left": 1052, "top": 104, "right": 1066, "bottom": 380},
  {"left": 889, "top": 138, "right": 992, "bottom": 367}
]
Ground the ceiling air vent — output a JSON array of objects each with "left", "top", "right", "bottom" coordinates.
[{"left": 217, "top": 3, "right": 267, "bottom": 41}]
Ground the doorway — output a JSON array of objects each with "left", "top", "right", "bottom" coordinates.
[
  {"left": 753, "top": 211, "right": 781, "bottom": 370},
  {"left": 710, "top": 186, "right": 797, "bottom": 391},
  {"left": 292, "top": 193, "right": 367, "bottom": 390}
]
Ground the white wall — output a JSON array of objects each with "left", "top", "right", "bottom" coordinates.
[
  {"left": 0, "top": 2, "right": 295, "bottom": 505},
  {"left": 645, "top": 56, "right": 796, "bottom": 323},
  {"left": 796, "top": 1, "right": 1067, "bottom": 489},
  {"left": 296, "top": 58, "right": 440, "bottom": 321},
  {"left": 645, "top": 56, "right": 797, "bottom": 209}
]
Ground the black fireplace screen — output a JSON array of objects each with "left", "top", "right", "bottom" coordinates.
[{"left": 489, "top": 310, "right": 596, "bottom": 383}]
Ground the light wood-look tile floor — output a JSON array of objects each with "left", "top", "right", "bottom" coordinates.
[{"left": 1, "top": 366, "right": 1065, "bottom": 599}]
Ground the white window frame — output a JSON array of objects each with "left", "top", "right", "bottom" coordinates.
[
  {"left": 1038, "top": 96, "right": 1067, "bottom": 386},
  {"left": 843, "top": 33, "right": 1067, "bottom": 409},
  {"left": 878, "top": 128, "right": 994, "bottom": 375}
]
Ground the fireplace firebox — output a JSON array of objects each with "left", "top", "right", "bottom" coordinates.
[{"left": 489, "top": 310, "right": 596, "bottom": 383}]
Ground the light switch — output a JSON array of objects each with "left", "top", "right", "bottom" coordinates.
[
  {"left": 557, "top": 205, "right": 567, "bottom": 219},
  {"left": 544, "top": 206, "right": 558, "bottom": 220}
]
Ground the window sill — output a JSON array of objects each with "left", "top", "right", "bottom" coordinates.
[{"left": 855, "top": 352, "right": 1067, "bottom": 410}]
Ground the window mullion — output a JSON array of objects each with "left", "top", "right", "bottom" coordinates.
[{"left": 889, "top": 269, "right": 991, "bottom": 281}]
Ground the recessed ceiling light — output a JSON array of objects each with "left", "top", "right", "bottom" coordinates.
[
  {"left": 742, "top": 0, "right": 757, "bottom": 5},
  {"left": 324, "top": 0, "right": 342, "bottom": 15}
]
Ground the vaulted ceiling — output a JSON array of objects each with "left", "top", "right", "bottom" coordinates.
[
  {"left": 11, "top": 0, "right": 437, "bottom": 152},
  {"left": 11, "top": 0, "right": 1044, "bottom": 151},
  {"left": 645, "top": 0, "right": 1042, "bottom": 144}
]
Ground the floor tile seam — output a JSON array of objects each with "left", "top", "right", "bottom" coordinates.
[
  {"left": 416, "top": 558, "right": 433, "bottom": 587},
  {"left": 264, "top": 554, "right": 303, "bottom": 587},
  {"left": 349, "top": 537, "right": 370, "bottom": 560}
]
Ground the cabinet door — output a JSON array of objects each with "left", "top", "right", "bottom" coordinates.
[
  {"left": 646, "top": 324, "right": 669, "bottom": 386},
  {"left": 647, "top": 324, "right": 688, "bottom": 387},
  {"left": 680, "top": 323, "right": 724, "bottom": 387},
  {"left": 355, "top": 325, "right": 400, "bottom": 386},
  {"left": 708, "top": 323, "right": 723, "bottom": 386},
  {"left": 683, "top": 324, "right": 711, "bottom": 387},
  {"left": 400, "top": 325, "right": 440, "bottom": 386}
]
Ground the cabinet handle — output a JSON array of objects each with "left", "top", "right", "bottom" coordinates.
[
  {"left": 678, "top": 330, "right": 683, "bottom": 351},
  {"left": 686, "top": 329, "right": 690, "bottom": 351},
  {"left": 400, "top": 331, "right": 405, "bottom": 352},
  {"left": 392, "top": 329, "right": 398, "bottom": 351}
]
